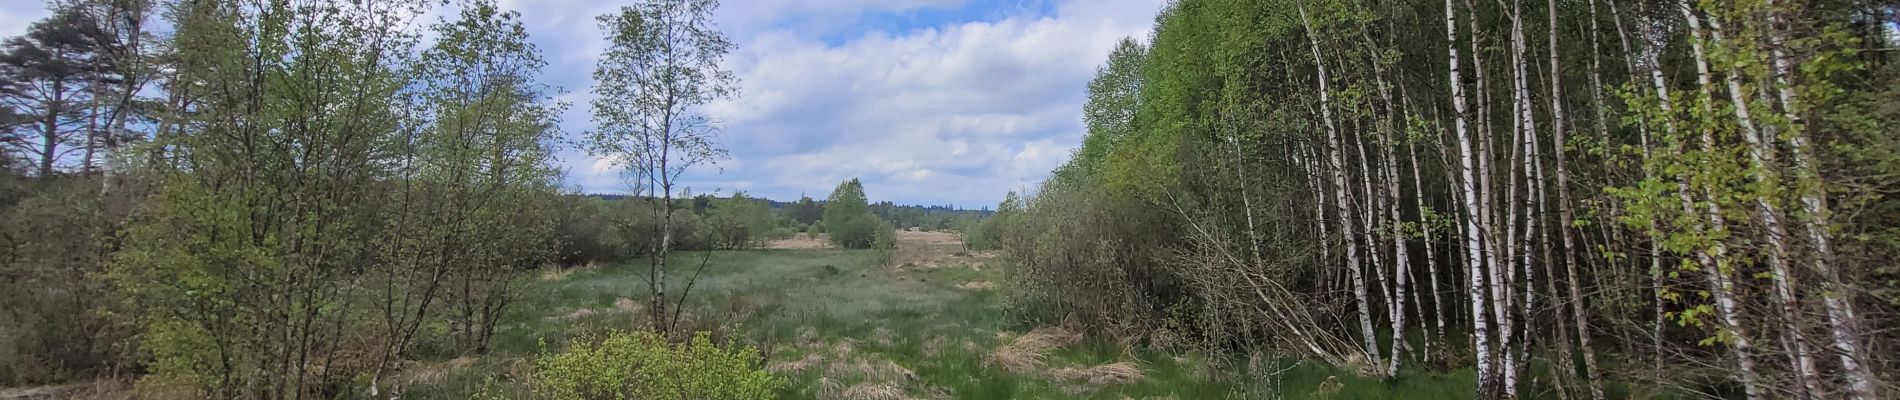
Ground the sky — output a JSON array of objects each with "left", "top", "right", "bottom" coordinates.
[{"left": 0, "top": 0, "right": 1166, "bottom": 207}]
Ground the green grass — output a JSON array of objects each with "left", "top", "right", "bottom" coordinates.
[{"left": 400, "top": 247, "right": 1484, "bottom": 399}]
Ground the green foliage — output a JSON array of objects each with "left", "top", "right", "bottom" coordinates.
[
  {"left": 608, "top": 197, "right": 711, "bottom": 253},
  {"left": 822, "top": 178, "right": 895, "bottom": 249},
  {"left": 555, "top": 195, "right": 626, "bottom": 266},
  {"left": 958, "top": 192, "right": 1018, "bottom": 251},
  {"left": 585, "top": 0, "right": 734, "bottom": 202},
  {"left": 786, "top": 196, "right": 823, "bottom": 225},
  {"left": 822, "top": 178, "right": 869, "bottom": 233},
  {"left": 704, "top": 192, "right": 779, "bottom": 249},
  {"left": 1074, "top": 38, "right": 1147, "bottom": 171},
  {"left": 530, "top": 331, "right": 776, "bottom": 400},
  {"left": 0, "top": 177, "right": 123, "bottom": 386},
  {"left": 828, "top": 213, "right": 894, "bottom": 250},
  {"left": 101, "top": 2, "right": 424, "bottom": 394}
]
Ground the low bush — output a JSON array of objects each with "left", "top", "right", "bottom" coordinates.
[
  {"left": 828, "top": 213, "right": 894, "bottom": 249},
  {"left": 766, "top": 227, "right": 797, "bottom": 241},
  {"left": 531, "top": 331, "right": 777, "bottom": 400}
]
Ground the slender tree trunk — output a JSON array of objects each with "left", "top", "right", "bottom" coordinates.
[
  {"left": 1498, "top": 2, "right": 1544, "bottom": 395},
  {"left": 653, "top": 115, "right": 675, "bottom": 334},
  {"left": 1538, "top": 0, "right": 1591, "bottom": 396},
  {"left": 1446, "top": 0, "right": 1497, "bottom": 391},
  {"left": 84, "top": 87, "right": 99, "bottom": 175},
  {"left": 1568, "top": 2, "right": 1608, "bottom": 398},
  {"left": 39, "top": 79, "right": 66, "bottom": 178},
  {"left": 1366, "top": 49, "right": 1412, "bottom": 377},
  {"left": 1383, "top": 137, "right": 1412, "bottom": 377},
  {"left": 1763, "top": 4, "right": 1880, "bottom": 398},
  {"left": 1650, "top": 5, "right": 1763, "bottom": 397},
  {"left": 1607, "top": 0, "right": 1671, "bottom": 375},
  {"left": 1410, "top": 137, "right": 1449, "bottom": 365},
  {"left": 1230, "top": 135, "right": 1265, "bottom": 267},
  {"left": 1686, "top": 6, "right": 1823, "bottom": 397},
  {"left": 1297, "top": 1, "right": 1381, "bottom": 370},
  {"left": 1353, "top": 118, "right": 1399, "bottom": 375}
]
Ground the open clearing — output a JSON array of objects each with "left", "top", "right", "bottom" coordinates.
[{"left": 399, "top": 230, "right": 1471, "bottom": 399}]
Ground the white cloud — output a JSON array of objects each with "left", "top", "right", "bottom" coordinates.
[
  {"left": 717, "top": 0, "right": 966, "bottom": 37},
  {"left": 0, "top": 0, "right": 1165, "bottom": 206},
  {"left": 665, "top": 0, "right": 1164, "bottom": 206}
]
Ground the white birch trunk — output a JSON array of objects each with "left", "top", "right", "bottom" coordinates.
[
  {"left": 1364, "top": 40, "right": 1413, "bottom": 376},
  {"left": 1607, "top": 0, "right": 1671, "bottom": 374},
  {"left": 1353, "top": 120, "right": 1400, "bottom": 374},
  {"left": 1445, "top": 0, "right": 1496, "bottom": 391},
  {"left": 1498, "top": 2, "right": 1539, "bottom": 394},
  {"left": 1569, "top": 2, "right": 1608, "bottom": 398},
  {"left": 1296, "top": 2, "right": 1382, "bottom": 371},
  {"left": 1762, "top": 3, "right": 1881, "bottom": 397},
  {"left": 1685, "top": 6, "right": 1823, "bottom": 396},
  {"left": 1410, "top": 137, "right": 1449, "bottom": 364},
  {"left": 1228, "top": 136, "right": 1265, "bottom": 267},
  {"left": 1645, "top": 6, "right": 1762, "bottom": 396}
]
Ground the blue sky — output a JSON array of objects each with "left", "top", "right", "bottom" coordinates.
[{"left": 1, "top": 0, "right": 1165, "bottom": 207}]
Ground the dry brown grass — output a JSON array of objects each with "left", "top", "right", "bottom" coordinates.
[
  {"left": 550, "top": 307, "right": 597, "bottom": 320},
  {"left": 982, "top": 326, "right": 1150, "bottom": 393},
  {"left": 986, "top": 326, "right": 1081, "bottom": 373},
  {"left": 824, "top": 358, "right": 916, "bottom": 383},
  {"left": 56, "top": 376, "right": 198, "bottom": 400},
  {"left": 921, "top": 337, "right": 947, "bottom": 358},
  {"left": 828, "top": 337, "right": 860, "bottom": 356},
  {"left": 814, "top": 377, "right": 845, "bottom": 399},
  {"left": 6, "top": 382, "right": 93, "bottom": 400},
  {"left": 954, "top": 280, "right": 994, "bottom": 290},
  {"left": 794, "top": 340, "right": 930, "bottom": 400},
  {"left": 815, "top": 380, "right": 924, "bottom": 400},
  {"left": 837, "top": 382, "right": 910, "bottom": 400},
  {"left": 960, "top": 339, "right": 984, "bottom": 354},
  {"left": 795, "top": 326, "right": 823, "bottom": 345},
  {"left": 766, "top": 234, "right": 831, "bottom": 249},
  {"left": 1051, "top": 361, "right": 1147, "bottom": 386},
  {"left": 536, "top": 264, "right": 596, "bottom": 281},
  {"left": 870, "top": 327, "right": 896, "bottom": 347},
  {"left": 544, "top": 297, "right": 645, "bottom": 322},
  {"left": 1314, "top": 375, "right": 1344, "bottom": 397},
  {"left": 613, "top": 297, "right": 642, "bottom": 313},
  {"left": 888, "top": 231, "right": 969, "bottom": 270},
  {"left": 773, "top": 328, "right": 932, "bottom": 399},
  {"left": 400, "top": 356, "right": 477, "bottom": 386},
  {"left": 768, "top": 352, "right": 825, "bottom": 375}
]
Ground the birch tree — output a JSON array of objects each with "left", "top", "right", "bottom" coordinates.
[
  {"left": 587, "top": 0, "right": 736, "bottom": 335},
  {"left": 1295, "top": 0, "right": 1382, "bottom": 374}
]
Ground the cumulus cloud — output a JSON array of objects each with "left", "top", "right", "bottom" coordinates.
[
  {"left": 652, "top": 0, "right": 1163, "bottom": 206},
  {"left": 0, "top": 0, "right": 1166, "bottom": 206}
]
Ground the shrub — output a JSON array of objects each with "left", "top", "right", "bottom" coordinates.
[
  {"left": 531, "top": 331, "right": 777, "bottom": 400},
  {"left": 704, "top": 193, "right": 778, "bottom": 249},
  {"left": 766, "top": 227, "right": 796, "bottom": 241},
  {"left": 554, "top": 195, "right": 622, "bottom": 266},
  {"left": 0, "top": 176, "right": 133, "bottom": 386},
  {"left": 829, "top": 213, "right": 893, "bottom": 249}
]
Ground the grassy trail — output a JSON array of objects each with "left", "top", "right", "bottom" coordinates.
[{"left": 403, "top": 232, "right": 1475, "bottom": 399}]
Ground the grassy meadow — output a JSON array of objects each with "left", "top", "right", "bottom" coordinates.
[{"left": 393, "top": 231, "right": 1477, "bottom": 399}]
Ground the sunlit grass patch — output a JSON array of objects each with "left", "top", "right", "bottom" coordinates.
[{"left": 399, "top": 240, "right": 1489, "bottom": 399}]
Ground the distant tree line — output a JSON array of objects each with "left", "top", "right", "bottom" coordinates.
[
  {"left": 772, "top": 193, "right": 989, "bottom": 232},
  {"left": 550, "top": 187, "right": 988, "bottom": 266},
  {"left": 991, "top": 0, "right": 1900, "bottom": 399},
  {"left": 553, "top": 192, "right": 793, "bottom": 267}
]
